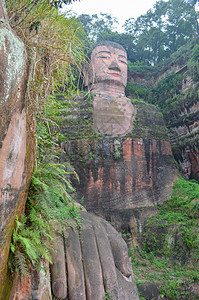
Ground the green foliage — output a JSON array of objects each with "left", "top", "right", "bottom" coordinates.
[
  {"left": 52, "top": 0, "right": 78, "bottom": 8},
  {"left": 123, "top": 0, "right": 199, "bottom": 64},
  {"left": 188, "top": 44, "right": 199, "bottom": 81},
  {"left": 157, "top": 176, "right": 199, "bottom": 222},
  {"left": 132, "top": 177, "right": 199, "bottom": 299},
  {"left": 35, "top": 93, "right": 64, "bottom": 163},
  {"left": 9, "top": 161, "right": 81, "bottom": 276},
  {"left": 159, "top": 269, "right": 199, "bottom": 299},
  {"left": 6, "top": 0, "right": 85, "bottom": 122},
  {"left": 159, "top": 280, "right": 183, "bottom": 300},
  {"left": 125, "top": 36, "right": 199, "bottom": 132},
  {"left": 113, "top": 139, "right": 122, "bottom": 160},
  {"left": 78, "top": 13, "right": 119, "bottom": 44},
  {"left": 104, "top": 291, "right": 113, "bottom": 300},
  {"left": 132, "top": 246, "right": 199, "bottom": 300},
  {"left": 143, "top": 177, "right": 199, "bottom": 256},
  {"left": 128, "top": 61, "right": 158, "bottom": 73},
  {"left": 9, "top": 214, "right": 52, "bottom": 276},
  {"left": 148, "top": 72, "right": 183, "bottom": 108},
  {"left": 126, "top": 82, "right": 151, "bottom": 101},
  {"left": 28, "top": 161, "right": 80, "bottom": 225}
]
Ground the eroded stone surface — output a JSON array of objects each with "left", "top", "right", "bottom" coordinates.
[
  {"left": 50, "top": 211, "right": 139, "bottom": 300},
  {"left": 0, "top": 0, "right": 8, "bottom": 23},
  {"left": 93, "top": 95, "right": 136, "bottom": 137},
  {"left": 167, "top": 95, "right": 199, "bottom": 181},
  {"left": 63, "top": 135, "right": 178, "bottom": 227},
  {"left": 0, "top": 2, "right": 34, "bottom": 295},
  {"left": 10, "top": 262, "right": 52, "bottom": 300}
]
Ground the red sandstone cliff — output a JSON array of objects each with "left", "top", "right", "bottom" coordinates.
[
  {"left": 128, "top": 36, "right": 199, "bottom": 183},
  {"left": 0, "top": 1, "right": 36, "bottom": 296}
]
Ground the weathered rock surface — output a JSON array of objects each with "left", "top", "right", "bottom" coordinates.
[
  {"left": 9, "top": 262, "right": 52, "bottom": 300},
  {"left": 93, "top": 95, "right": 136, "bottom": 137},
  {"left": 60, "top": 96, "right": 178, "bottom": 229},
  {"left": 50, "top": 211, "right": 139, "bottom": 300},
  {"left": 128, "top": 36, "right": 199, "bottom": 182},
  {"left": 167, "top": 87, "right": 199, "bottom": 181},
  {"left": 0, "top": 1, "right": 36, "bottom": 296}
]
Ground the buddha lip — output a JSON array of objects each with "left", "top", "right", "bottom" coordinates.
[{"left": 108, "top": 72, "right": 121, "bottom": 76}]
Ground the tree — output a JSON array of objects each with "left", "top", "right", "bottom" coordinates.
[
  {"left": 52, "top": 0, "right": 79, "bottom": 7},
  {"left": 123, "top": 0, "right": 199, "bottom": 64},
  {"left": 78, "top": 13, "right": 119, "bottom": 43},
  {"left": 165, "top": 0, "right": 198, "bottom": 51}
]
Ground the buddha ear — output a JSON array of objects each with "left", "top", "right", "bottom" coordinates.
[{"left": 83, "top": 60, "right": 94, "bottom": 88}]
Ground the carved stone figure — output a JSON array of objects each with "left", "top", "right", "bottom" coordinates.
[
  {"left": 87, "top": 41, "right": 136, "bottom": 137},
  {"left": 50, "top": 41, "right": 178, "bottom": 299},
  {"left": 50, "top": 43, "right": 141, "bottom": 299},
  {"left": 51, "top": 211, "right": 139, "bottom": 300},
  {"left": 61, "top": 41, "right": 179, "bottom": 230}
]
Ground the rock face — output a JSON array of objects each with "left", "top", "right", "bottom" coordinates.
[
  {"left": 61, "top": 98, "right": 178, "bottom": 228},
  {"left": 0, "top": 1, "right": 35, "bottom": 296},
  {"left": 93, "top": 95, "right": 136, "bottom": 137},
  {"left": 9, "top": 262, "right": 52, "bottom": 300},
  {"left": 128, "top": 36, "right": 199, "bottom": 183},
  {"left": 167, "top": 87, "right": 199, "bottom": 181},
  {"left": 50, "top": 211, "right": 139, "bottom": 300}
]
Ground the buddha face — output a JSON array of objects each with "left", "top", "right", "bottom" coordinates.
[{"left": 91, "top": 45, "right": 127, "bottom": 88}]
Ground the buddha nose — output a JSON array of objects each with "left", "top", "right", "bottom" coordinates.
[{"left": 108, "top": 59, "right": 121, "bottom": 72}]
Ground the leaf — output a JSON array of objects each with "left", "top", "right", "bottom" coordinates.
[
  {"left": 10, "top": 243, "right": 15, "bottom": 253},
  {"left": 14, "top": 251, "right": 28, "bottom": 276}
]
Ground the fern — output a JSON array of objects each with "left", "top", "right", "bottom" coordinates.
[
  {"left": 29, "top": 162, "right": 79, "bottom": 225},
  {"left": 14, "top": 251, "right": 28, "bottom": 276},
  {"left": 9, "top": 160, "right": 80, "bottom": 277}
]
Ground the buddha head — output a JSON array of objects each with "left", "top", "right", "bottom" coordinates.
[{"left": 85, "top": 41, "right": 128, "bottom": 97}]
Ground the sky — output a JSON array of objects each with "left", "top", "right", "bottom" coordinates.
[{"left": 65, "top": 0, "right": 159, "bottom": 30}]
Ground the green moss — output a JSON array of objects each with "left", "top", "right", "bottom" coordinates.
[
  {"left": 130, "top": 177, "right": 199, "bottom": 299},
  {"left": 132, "top": 244, "right": 199, "bottom": 299},
  {"left": 128, "top": 101, "right": 169, "bottom": 141},
  {"left": 0, "top": 268, "right": 13, "bottom": 300},
  {"left": 126, "top": 82, "right": 152, "bottom": 101},
  {"left": 143, "top": 177, "right": 199, "bottom": 257}
]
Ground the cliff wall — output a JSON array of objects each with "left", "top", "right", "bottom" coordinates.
[
  {"left": 0, "top": 2, "right": 36, "bottom": 296},
  {"left": 128, "top": 36, "right": 199, "bottom": 182}
]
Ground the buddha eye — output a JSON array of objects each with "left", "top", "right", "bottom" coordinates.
[
  {"left": 99, "top": 55, "right": 110, "bottom": 59},
  {"left": 119, "top": 60, "right": 127, "bottom": 65}
]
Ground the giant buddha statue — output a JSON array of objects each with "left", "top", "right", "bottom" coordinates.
[
  {"left": 50, "top": 42, "right": 142, "bottom": 300},
  {"left": 60, "top": 41, "right": 178, "bottom": 230},
  {"left": 49, "top": 41, "right": 179, "bottom": 298}
]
